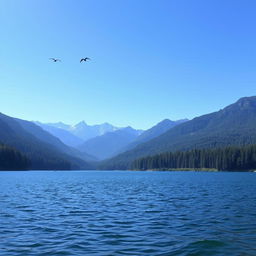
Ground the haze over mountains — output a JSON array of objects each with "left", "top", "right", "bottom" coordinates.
[
  {"left": 0, "top": 109, "right": 187, "bottom": 170},
  {"left": 123, "top": 119, "right": 188, "bottom": 153},
  {"left": 1, "top": 96, "right": 256, "bottom": 170},
  {"left": 36, "top": 121, "right": 142, "bottom": 157},
  {"left": 36, "top": 119, "right": 186, "bottom": 160},
  {"left": 78, "top": 127, "right": 143, "bottom": 160},
  {"left": 35, "top": 122, "right": 84, "bottom": 147},
  {"left": 39, "top": 121, "right": 121, "bottom": 141}
]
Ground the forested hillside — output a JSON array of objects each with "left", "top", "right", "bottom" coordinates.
[
  {"left": 132, "top": 145, "right": 256, "bottom": 171},
  {"left": 0, "top": 144, "right": 29, "bottom": 170},
  {"left": 100, "top": 97, "right": 256, "bottom": 170},
  {"left": 0, "top": 113, "right": 92, "bottom": 170}
]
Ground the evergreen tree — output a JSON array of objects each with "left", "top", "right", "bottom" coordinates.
[{"left": 131, "top": 145, "right": 256, "bottom": 171}]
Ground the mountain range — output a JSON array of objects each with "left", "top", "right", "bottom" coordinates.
[
  {"left": 0, "top": 111, "right": 185, "bottom": 169},
  {"left": 78, "top": 127, "right": 143, "bottom": 160},
  {"left": 0, "top": 113, "right": 93, "bottom": 170},
  {"left": 122, "top": 119, "right": 188, "bottom": 153},
  {"left": 35, "top": 122, "right": 84, "bottom": 147},
  {"left": 37, "top": 119, "right": 185, "bottom": 161},
  {"left": 1, "top": 96, "right": 256, "bottom": 170},
  {"left": 100, "top": 97, "right": 256, "bottom": 169},
  {"left": 40, "top": 121, "right": 121, "bottom": 142}
]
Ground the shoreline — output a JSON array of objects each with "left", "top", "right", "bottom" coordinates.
[
  {"left": 130, "top": 168, "right": 256, "bottom": 172},
  {"left": 1, "top": 168, "right": 256, "bottom": 172}
]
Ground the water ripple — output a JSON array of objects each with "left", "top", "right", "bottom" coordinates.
[{"left": 1, "top": 171, "right": 256, "bottom": 255}]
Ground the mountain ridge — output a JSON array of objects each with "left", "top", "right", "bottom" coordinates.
[
  {"left": 122, "top": 118, "right": 188, "bottom": 153},
  {"left": 78, "top": 126, "right": 142, "bottom": 160},
  {"left": 0, "top": 113, "right": 93, "bottom": 169},
  {"left": 35, "top": 122, "right": 84, "bottom": 147},
  {"left": 40, "top": 121, "right": 122, "bottom": 142},
  {"left": 99, "top": 96, "right": 256, "bottom": 169}
]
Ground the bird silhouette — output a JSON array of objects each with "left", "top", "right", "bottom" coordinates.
[
  {"left": 49, "top": 58, "right": 61, "bottom": 62},
  {"left": 80, "top": 57, "right": 91, "bottom": 63}
]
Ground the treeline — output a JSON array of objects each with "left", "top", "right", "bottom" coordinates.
[
  {"left": 131, "top": 145, "right": 256, "bottom": 171},
  {"left": 27, "top": 154, "right": 72, "bottom": 170},
  {"left": 0, "top": 143, "right": 73, "bottom": 170},
  {"left": 0, "top": 144, "right": 30, "bottom": 170}
]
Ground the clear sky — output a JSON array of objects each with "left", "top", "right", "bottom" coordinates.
[{"left": 0, "top": 0, "right": 255, "bottom": 129}]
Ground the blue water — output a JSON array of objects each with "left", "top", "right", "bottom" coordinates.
[{"left": 0, "top": 171, "right": 256, "bottom": 256}]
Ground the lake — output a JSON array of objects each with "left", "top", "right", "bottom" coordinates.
[{"left": 0, "top": 171, "right": 256, "bottom": 255}]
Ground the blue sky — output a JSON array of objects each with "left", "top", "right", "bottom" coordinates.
[{"left": 0, "top": 0, "right": 255, "bottom": 129}]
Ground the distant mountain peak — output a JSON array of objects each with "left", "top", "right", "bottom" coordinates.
[
  {"left": 78, "top": 125, "right": 142, "bottom": 160},
  {"left": 74, "top": 121, "right": 88, "bottom": 129},
  {"left": 122, "top": 126, "right": 133, "bottom": 130},
  {"left": 158, "top": 119, "right": 172, "bottom": 124},
  {"left": 117, "top": 118, "right": 188, "bottom": 154},
  {"left": 158, "top": 118, "right": 189, "bottom": 125},
  {"left": 154, "top": 118, "right": 188, "bottom": 128},
  {"left": 56, "top": 121, "right": 67, "bottom": 125},
  {"left": 42, "top": 120, "right": 124, "bottom": 142},
  {"left": 43, "top": 121, "right": 71, "bottom": 130},
  {"left": 223, "top": 96, "right": 256, "bottom": 112},
  {"left": 235, "top": 96, "right": 256, "bottom": 108},
  {"left": 102, "top": 122, "right": 112, "bottom": 126}
]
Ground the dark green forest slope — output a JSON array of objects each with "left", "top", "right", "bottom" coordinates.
[
  {"left": 16, "top": 118, "right": 96, "bottom": 162},
  {"left": 100, "top": 97, "right": 256, "bottom": 169},
  {"left": 0, "top": 144, "right": 29, "bottom": 170},
  {"left": 0, "top": 113, "right": 92, "bottom": 170},
  {"left": 132, "top": 145, "right": 256, "bottom": 171}
]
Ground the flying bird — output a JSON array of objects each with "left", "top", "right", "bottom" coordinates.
[
  {"left": 80, "top": 57, "right": 91, "bottom": 63},
  {"left": 49, "top": 58, "right": 61, "bottom": 62}
]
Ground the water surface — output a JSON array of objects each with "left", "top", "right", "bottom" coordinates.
[{"left": 1, "top": 171, "right": 256, "bottom": 255}]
